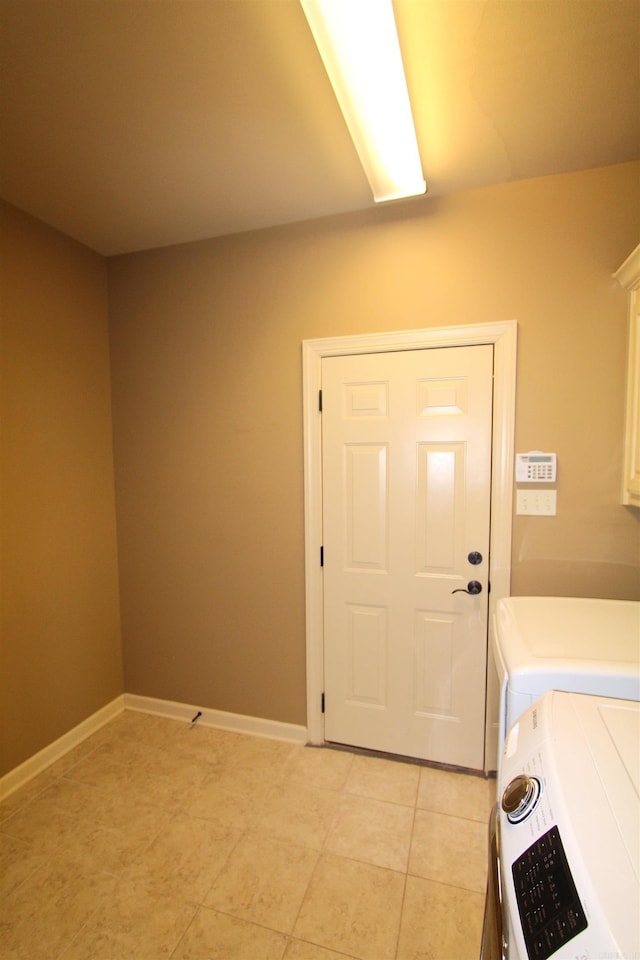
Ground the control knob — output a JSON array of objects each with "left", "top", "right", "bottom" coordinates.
[{"left": 501, "top": 773, "right": 543, "bottom": 824}]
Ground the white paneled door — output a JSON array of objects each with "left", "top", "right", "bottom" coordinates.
[{"left": 321, "top": 345, "right": 494, "bottom": 768}]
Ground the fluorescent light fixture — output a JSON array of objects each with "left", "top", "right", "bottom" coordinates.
[{"left": 300, "top": 0, "right": 426, "bottom": 203}]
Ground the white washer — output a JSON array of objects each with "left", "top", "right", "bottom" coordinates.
[
  {"left": 492, "top": 596, "right": 640, "bottom": 771},
  {"left": 484, "top": 690, "right": 640, "bottom": 960}
]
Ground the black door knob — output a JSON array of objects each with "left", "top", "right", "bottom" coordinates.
[
  {"left": 451, "top": 580, "right": 483, "bottom": 595},
  {"left": 468, "top": 551, "right": 483, "bottom": 565}
]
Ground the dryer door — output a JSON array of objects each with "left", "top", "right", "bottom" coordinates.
[{"left": 481, "top": 805, "right": 510, "bottom": 960}]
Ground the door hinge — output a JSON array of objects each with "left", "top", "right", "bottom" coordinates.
[
  {"left": 321, "top": 692, "right": 325, "bottom": 713},
  {"left": 320, "top": 545, "right": 324, "bottom": 567},
  {"left": 318, "top": 389, "right": 323, "bottom": 412}
]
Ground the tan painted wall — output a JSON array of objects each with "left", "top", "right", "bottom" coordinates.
[
  {"left": 109, "top": 162, "right": 640, "bottom": 728},
  {"left": 0, "top": 202, "right": 123, "bottom": 776}
]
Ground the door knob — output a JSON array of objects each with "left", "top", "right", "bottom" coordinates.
[
  {"left": 452, "top": 580, "right": 483, "bottom": 595},
  {"left": 468, "top": 551, "right": 483, "bottom": 565}
]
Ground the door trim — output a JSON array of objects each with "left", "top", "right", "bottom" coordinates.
[{"left": 302, "top": 321, "right": 517, "bottom": 769}]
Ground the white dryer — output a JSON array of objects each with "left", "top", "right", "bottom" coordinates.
[
  {"left": 492, "top": 596, "right": 640, "bottom": 769},
  {"left": 482, "top": 690, "right": 640, "bottom": 960}
]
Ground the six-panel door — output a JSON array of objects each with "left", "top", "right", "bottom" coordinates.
[{"left": 321, "top": 345, "right": 493, "bottom": 768}]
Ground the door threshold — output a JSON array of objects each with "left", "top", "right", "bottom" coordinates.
[{"left": 314, "top": 739, "right": 494, "bottom": 780}]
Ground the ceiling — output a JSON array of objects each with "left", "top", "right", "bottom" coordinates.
[{"left": 1, "top": 0, "right": 638, "bottom": 257}]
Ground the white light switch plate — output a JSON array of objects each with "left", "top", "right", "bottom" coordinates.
[{"left": 516, "top": 489, "right": 557, "bottom": 516}]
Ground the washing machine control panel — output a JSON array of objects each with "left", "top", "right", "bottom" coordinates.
[{"left": 511, "top": 824, "right": 588, "bottom": 960}]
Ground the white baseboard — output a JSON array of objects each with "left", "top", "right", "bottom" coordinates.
[
  {"left": 124, "top": 693, "right": 308, "bottom": 744},
  {"left": 0, "top": 694, "right": 308, "bottom": 802},
  {"left": 0, "top": 695, "right": 125, "bottom": 801}
]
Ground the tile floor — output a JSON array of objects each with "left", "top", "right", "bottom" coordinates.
[{"left": 0, "top": 710, "right": 494, "bottom": 960}]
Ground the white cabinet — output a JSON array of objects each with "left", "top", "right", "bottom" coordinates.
[{"left": 615, "top": 244, "right": 640, "bottom": 507}]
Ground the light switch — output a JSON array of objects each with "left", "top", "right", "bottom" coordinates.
[{"left": 516, "top": 489, "right": 557, "bottom": 516}]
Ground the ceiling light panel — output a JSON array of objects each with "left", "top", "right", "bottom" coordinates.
[{"left": 301, "top": 0, "right": 426, "bottom": 203}]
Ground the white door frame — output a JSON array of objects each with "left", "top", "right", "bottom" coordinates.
[{"left": 302, "top": 321, "right": 517, "bottom": 769}]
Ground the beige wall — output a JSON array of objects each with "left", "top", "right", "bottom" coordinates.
[
  {"left": 109, "top": 162, "right": 640, "bottom": 728},
  {"left": 0, "top": 202, "right": 123, "bottom": 776}
]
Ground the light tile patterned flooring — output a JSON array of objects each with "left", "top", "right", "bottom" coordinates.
[{"left": 0, "top": 710, "right": 494, "bottom": 960}]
